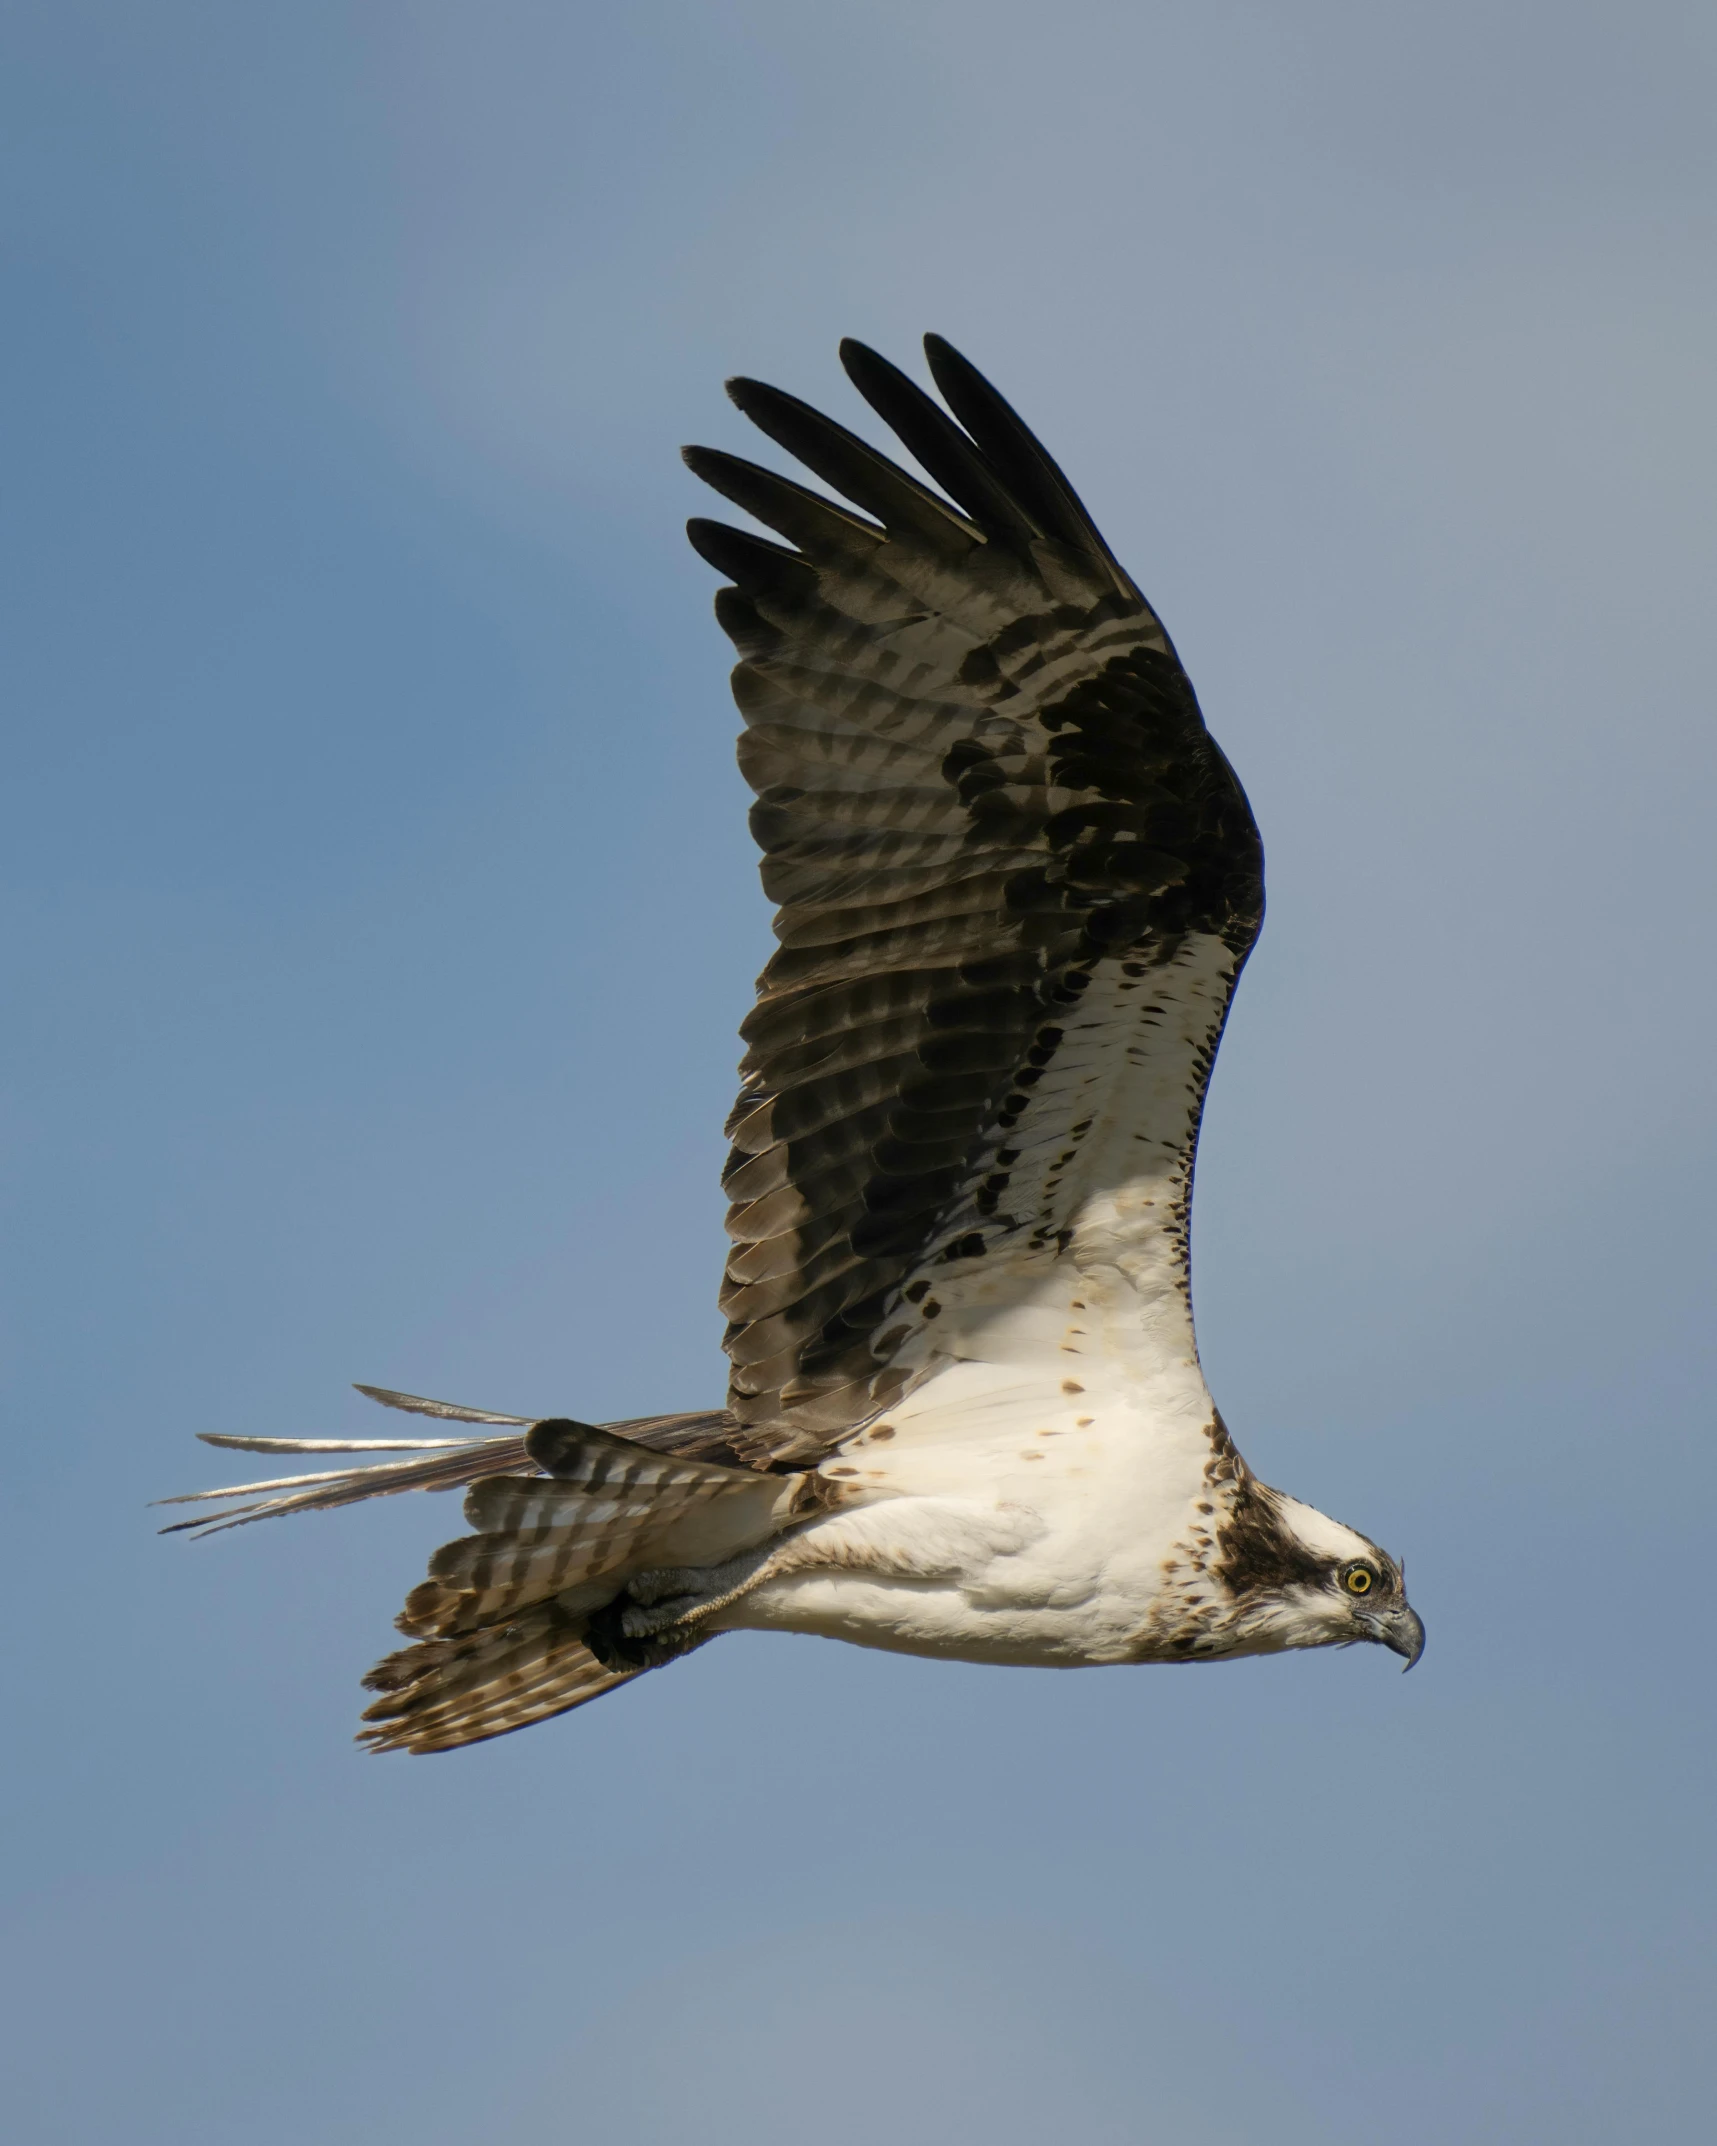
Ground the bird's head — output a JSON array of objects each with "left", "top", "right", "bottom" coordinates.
[{"left": 1215, "top": 1477, "right": 1424, "bottom": 1668}]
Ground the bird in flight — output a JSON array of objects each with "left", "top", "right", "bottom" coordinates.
[{"left": 165, "top": 335, "right": 1424, "bottom": 1751}]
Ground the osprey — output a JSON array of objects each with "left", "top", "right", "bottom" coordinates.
[{"left": 166, "top": 335, "right": 1424, "bottom": 1751}]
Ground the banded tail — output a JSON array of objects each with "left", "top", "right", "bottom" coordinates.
[{"left": 161, "top": 1386, "right": 823, "bottom": 1752}]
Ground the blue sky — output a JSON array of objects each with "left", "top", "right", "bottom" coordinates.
[{"left": 3, "top": 5, "right": 1714, "bottom": 2140}]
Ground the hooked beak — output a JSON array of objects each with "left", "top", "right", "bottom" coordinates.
[{"left": 1364, "top": 1603, "right": 1426, "bottom": 1671}]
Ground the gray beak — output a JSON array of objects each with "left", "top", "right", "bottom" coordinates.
[{"left": 1366, "top": 1603, "right": 1426, "bottom": 1671}]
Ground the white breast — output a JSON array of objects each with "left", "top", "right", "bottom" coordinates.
[{"left": 720, "top": 1260, "right": 1220, "bottom": 1665}]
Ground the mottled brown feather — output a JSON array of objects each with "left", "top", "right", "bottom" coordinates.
[{"left": 687, "top": 337, "right": 1264, "bottom": 1463}]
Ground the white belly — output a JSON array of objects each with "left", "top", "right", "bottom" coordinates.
[
  {"left": 714, "top": 1363, "right": 1217, "bottom": 1667},
  {"left": 715, "top": 1540, "right": 1138, "bottom": 1667}
]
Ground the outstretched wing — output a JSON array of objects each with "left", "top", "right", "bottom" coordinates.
[{"left": 687, "top": 336, "right": 1264, "bottom": 1465}]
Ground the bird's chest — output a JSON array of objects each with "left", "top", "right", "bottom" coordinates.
[
  {"left": 736, "top": 1329, "right": 1224, "bottom": 1663},
  {"left": 736, "top": 1449, "right": 1209, "bottom": 1664},
  {"left": 820, "top": 1248, "right": 1216, "bottom": 1513}
]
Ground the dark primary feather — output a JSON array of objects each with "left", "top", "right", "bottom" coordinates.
[
  {"left": 687, "top": 336, "right": 1264, "bottom": 1464},
  {"left": 921, "top": 333, "right": 1130, "bottom": 569},
  {"left": 838, "top": 338, "right": 1042, "bottom": 547}
]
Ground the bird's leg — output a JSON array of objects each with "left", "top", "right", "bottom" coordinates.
[{"left": 620, "top": 1543, "right": 782, "bottom": 1635}]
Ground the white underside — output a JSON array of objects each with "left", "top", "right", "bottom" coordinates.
[
  {"left": 713, "top": 1341, "right": 1217, "bottom": 1667},
  {"left": 716, "top": 938, "right": 1244, "bottom": 1668}
]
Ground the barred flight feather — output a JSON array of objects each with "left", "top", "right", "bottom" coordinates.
[
  {"left": 684, "top": 337, "right": 1262, "bottom": 1462},
  {"left": 358, "top": 1606, "right": 644, "bottom": 1754}
]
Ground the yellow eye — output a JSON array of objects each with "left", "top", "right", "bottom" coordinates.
[{"left": 1345, "top": 1567, "right": 1374, "bottom": 1597}]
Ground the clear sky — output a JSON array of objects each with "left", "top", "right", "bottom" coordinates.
[{"left": 4, "top": 5, "right": 1714, "bottom": 2140}]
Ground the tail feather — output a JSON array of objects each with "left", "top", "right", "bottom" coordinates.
[
  {"left": 352, "top": 1383, "right": 531, "bottom": 1425},
  {"left": 396, "top": 1427, "right": 800, "bottom": 1640},
  {"left": 156, "top": 1434, "right": 531, "bottom": 1536},
  {"left": 164, "top": 1388, "right": 796, "bottom": 1751},
  {"left": 158, "top": 1392, "right": 750, "bottom": 1537},
  {"left": 200, "top": 1433, "right": 480, "bottom": 1453},
  {"left": 358, "top": 1604, "right": 646, "bottom": 1753}
]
